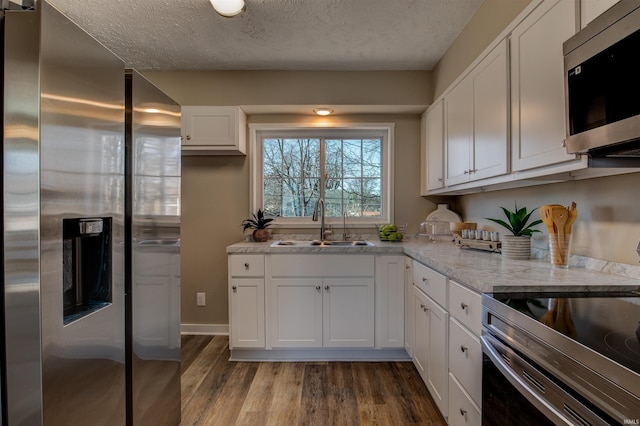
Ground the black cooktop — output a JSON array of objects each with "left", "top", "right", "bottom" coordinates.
[{"left": 490, "top": 290, "right": 640, "bottom": 375}]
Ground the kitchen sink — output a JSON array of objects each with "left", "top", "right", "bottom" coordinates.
[{"left": 270, "top": 240, "right": 374, "bottom": 247}]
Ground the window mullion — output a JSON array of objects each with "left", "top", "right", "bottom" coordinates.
[{"left": 319, "top": 137, "right": 326, "bottom": 203}]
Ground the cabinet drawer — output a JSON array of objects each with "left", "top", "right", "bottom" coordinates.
[
  {"left": 448, "top": 373, "right": 481, "bottom": 426},
  {"left": 270, "top": 254, "right": 374, "bottom": 277},
  {"left": 229, "top": 254, "right": 265, "bottom": 277},
  {"left": 449, "top": 280, "right": 482, "bottom": 336},
  {"left": 412, "top": 260, "right": 447, "bottom": 307},
  {"left": 449, "top": 318, "right": 482, "bottom": 405}
]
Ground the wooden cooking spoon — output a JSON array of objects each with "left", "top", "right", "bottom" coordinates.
[{"left": 564, "top": 202, "right": 577, "bottom": 235}]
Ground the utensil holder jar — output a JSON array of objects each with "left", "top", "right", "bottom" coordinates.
[{"left": 549, "top": 234, "right": 572, "bottom": 268}]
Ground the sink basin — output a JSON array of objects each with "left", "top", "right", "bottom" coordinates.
[{"left": 270, "top": 240, "right": 374, "bottom": 247}]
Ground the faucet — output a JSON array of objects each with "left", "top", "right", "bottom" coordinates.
[{"left": 312, "top": 198, "right": 325, "bottom": 240}]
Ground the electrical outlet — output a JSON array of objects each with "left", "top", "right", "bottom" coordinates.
[{"left": 196, "top": 292, "right": 206, "bottom": 306}]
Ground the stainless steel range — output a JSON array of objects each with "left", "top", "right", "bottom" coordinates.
[{"left": 481, "top": 290, "right": 640, "bottom": 425}]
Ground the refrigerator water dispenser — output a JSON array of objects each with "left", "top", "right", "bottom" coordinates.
[{"left": 62, "top": 217, "right": 112, "bottom": 324}]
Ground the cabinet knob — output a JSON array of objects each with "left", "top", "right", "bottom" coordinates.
[
  {"left": 420, "top": 303, "right": 425, "bottom": 309},
  {"left": 316, "top": 285, "right": 321, "bottom": 290},
  {"left": 460, "top": 408, "right": 467, "bottom": 416},
  {"left": 324, "top": 285, "right": 330, "bottom": 290},
  {"left": 463, "top": 170, "right": 469, "bottom": 174},
  {"left": 186, "top": 135, "right": 191, "bottom": 141},
  {"left": 422, "top": 277, "right": 428, "bottom": 283},
  {"left": 460, "top": 345, "right": 468, "bottom": 353},
  {"left": 561, "top": 139, "right": 566, "bottom": 147},
  {"left": 423, "top": 306, "right": 428, "bottom": 312},
  {"left": 232, "top": 285, "right": 237, "bottom": 291},
  {"left": 460, "top": 302, "right": 468, "bottom": 310},
  {"left": 244, "top": 262, "right": 250, "bottom": 269}
]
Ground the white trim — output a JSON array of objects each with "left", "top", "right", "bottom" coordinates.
[
  {"left": 181, "top": 323, "right": 229, "bottom": 336},
  {"left": 249, "top": 122, "right": 395, "bottom": 227}
]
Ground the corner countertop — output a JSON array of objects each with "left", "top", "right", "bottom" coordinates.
[{"left": 226, "top": 239, "right": 640, "bottom": 294}]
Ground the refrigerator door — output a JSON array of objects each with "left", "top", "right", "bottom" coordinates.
[
  {"left": 127, "top": 70, "right": 181, "bottom": 426},
  {"left": 2, "top": 7, "right": 42, "bottom": 425},
  {"left": 38, "top": 1, "right": 126, "bottom": 425}
]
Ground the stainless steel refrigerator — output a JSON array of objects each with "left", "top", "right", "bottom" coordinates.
[{"left": 1, "top": 1, "right": 181, "bottom": 424}]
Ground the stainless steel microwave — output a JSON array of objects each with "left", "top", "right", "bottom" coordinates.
[{"left": 563, "top": 1, "right": 640, "bottom": 166}]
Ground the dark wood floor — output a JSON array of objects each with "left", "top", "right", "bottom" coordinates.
[{"left": 181, "top": 335, "right": 447, "bottom": 426}]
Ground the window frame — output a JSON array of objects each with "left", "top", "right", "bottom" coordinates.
[{"left": 249, "top": 123, "right": 395, "bottom": 228}]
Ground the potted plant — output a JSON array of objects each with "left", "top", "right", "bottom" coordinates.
[
  {"left": 242, "top": 209, "right": 274, "bottom": 242},
  {"left": 486, "top": 203, "right": 542, "bottom": 260}
]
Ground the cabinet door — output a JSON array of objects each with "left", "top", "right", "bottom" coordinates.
[
  {"left": 375, "top": 256, "right": 405, "bottom": 348},
  {"left": 425, "top": 295, "right": 449, "bottom": 418},
  {"left": 270, "top": 279, "right": 322, "bottom": 348},
  {"left": 511, "top": 0, "right": 577, "bottom": 171},
  {"left": 229, "top": 278, "right": 265, "bottom": 349},
  {"left": 471, "top": 40, "right": 508, "bottom": 181},
  {"left": 323, "top": 278, "right": 374, "bottom": 348},
  {"left": 404, "top": 257, "right": 414, "bottom": 357},
  {"left": 425, "top": 100, "right": 445, "bottom": 192},
  {"left": 412, "top": 287, "right": 430, "bottom": 380},
  {"left": 445, "top": 77, "right": 473, "bottom": 186},
  {"left": 181, "top": 106, "right": 246, "bottom": 155}
]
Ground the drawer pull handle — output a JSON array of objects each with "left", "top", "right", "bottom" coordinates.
[
  {"left": 316, "top": 285, "right": 321, "bottom": 290},
  {"left": 244, "top": 262, "right": 250, "bottom": 269},
  {"left": 460, "top": 302, "right": 468, "bottom": 310},
  {"left": 232, "top": 285, "right": 237, "bottom": 291},
  {"left": 460, "top": 345, "right": 468, "bottom": 353},
  {"left": 459, "top": 408, "right": 467, "bottom": 416}
]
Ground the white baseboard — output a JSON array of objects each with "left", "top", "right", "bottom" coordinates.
[{"left": 181, "top": 323, "right": 229, "bottom": 336}]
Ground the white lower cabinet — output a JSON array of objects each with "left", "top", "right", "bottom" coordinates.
[
  {"left": 448, "top": 373, "right": 481, "bottom": 426},
  {"left": 228, "top": 254, "right": 266, "bottom": 349},
  {"left": 268, "top": 254, "right": 375, "bottom": 349},
  {"left": 413, "top": 284, "right": 449, "bottom": 418},
  {"left": 375, "top": 255, "right": 406, "bottom": 348},
  {"left": 404, "top": 256, "right": 414, "bottom": 357},
  {"left": 229, "top": 278, "right": 265, "bottom": 348},
  {"left": 448, "top": 280, "right": 483, "bottom": 425},
  {"left": 269, "top": 277, "right": 374, "bottom": 348}
]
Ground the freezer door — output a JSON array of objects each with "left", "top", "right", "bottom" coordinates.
[
  {"left": 38, "top": 1, "right": 126, "bottom": 425},
  {"left": 127, "top": 70, "right": 181, "bottom": 426}
]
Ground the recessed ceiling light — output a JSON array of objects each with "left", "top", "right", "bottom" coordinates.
[
  {"left": 210, "top": 0, "right": 245, "bottom": 17},
  {"left": 313, "top": 108, "right": 334, "bottom": 116}
]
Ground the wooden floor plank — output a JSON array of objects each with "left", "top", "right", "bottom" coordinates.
[{"left": 180, "top": 336, "right": 447, "bottom": 426}]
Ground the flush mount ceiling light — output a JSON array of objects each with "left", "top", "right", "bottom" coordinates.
[
  {"left": 313, "top": 108, "right": 334, "bottom": 116},
  {"left": 210, "top": 0, "right": 245, "bottom": 17}
]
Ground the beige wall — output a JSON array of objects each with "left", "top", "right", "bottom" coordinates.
[
  {"left": 432, "top": 0, "right": 532, "bottom": 98},
  {"left": 144, "top": 71, "right": 435, "bottom": 327}
]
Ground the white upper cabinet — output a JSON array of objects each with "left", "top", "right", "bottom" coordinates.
[
  {"left": 423, "top": 100, "right": 445, "bottom": 192},
  {"left": 181, "top": 106, "right": 247, "bottom": 155},
  {"left": 445, "top": 39, "right": 508, "bottom": 186},
  {"left": 581, "top": 0, "right": 619, "bottom": 28},
  {"left": 511, "top": 0, "right": 578, "bottom": 171}
]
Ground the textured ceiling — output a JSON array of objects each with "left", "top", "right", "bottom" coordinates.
[{"left": 46, "top": 0, "right": 484, "bottom": 71}]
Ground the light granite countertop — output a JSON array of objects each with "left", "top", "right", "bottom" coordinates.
[{"left": 227, "top": 239, "right": 640, "bottom": 294}]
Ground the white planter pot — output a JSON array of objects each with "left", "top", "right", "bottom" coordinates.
[{"left": 501, "top": 235, "right": 531, "bottom": 260}]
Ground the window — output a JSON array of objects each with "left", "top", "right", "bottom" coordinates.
[{"left": 250, "top": 124, "right": 394, "bottom": 227}]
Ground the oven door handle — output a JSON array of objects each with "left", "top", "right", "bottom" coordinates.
[{"left": 481, "top": 334, "right": 576, "bottom": 425}]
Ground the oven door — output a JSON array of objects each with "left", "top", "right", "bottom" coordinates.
[{"left": 481, "top": 333, "right": 611, "bottom": 426}]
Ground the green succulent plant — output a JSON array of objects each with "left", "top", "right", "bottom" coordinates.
[
  {"left": 486, "top": 203, "right": 542, "bottom": 237},
  {"left": 242, "top": 209, "right": 274, "bottom": 232}
]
